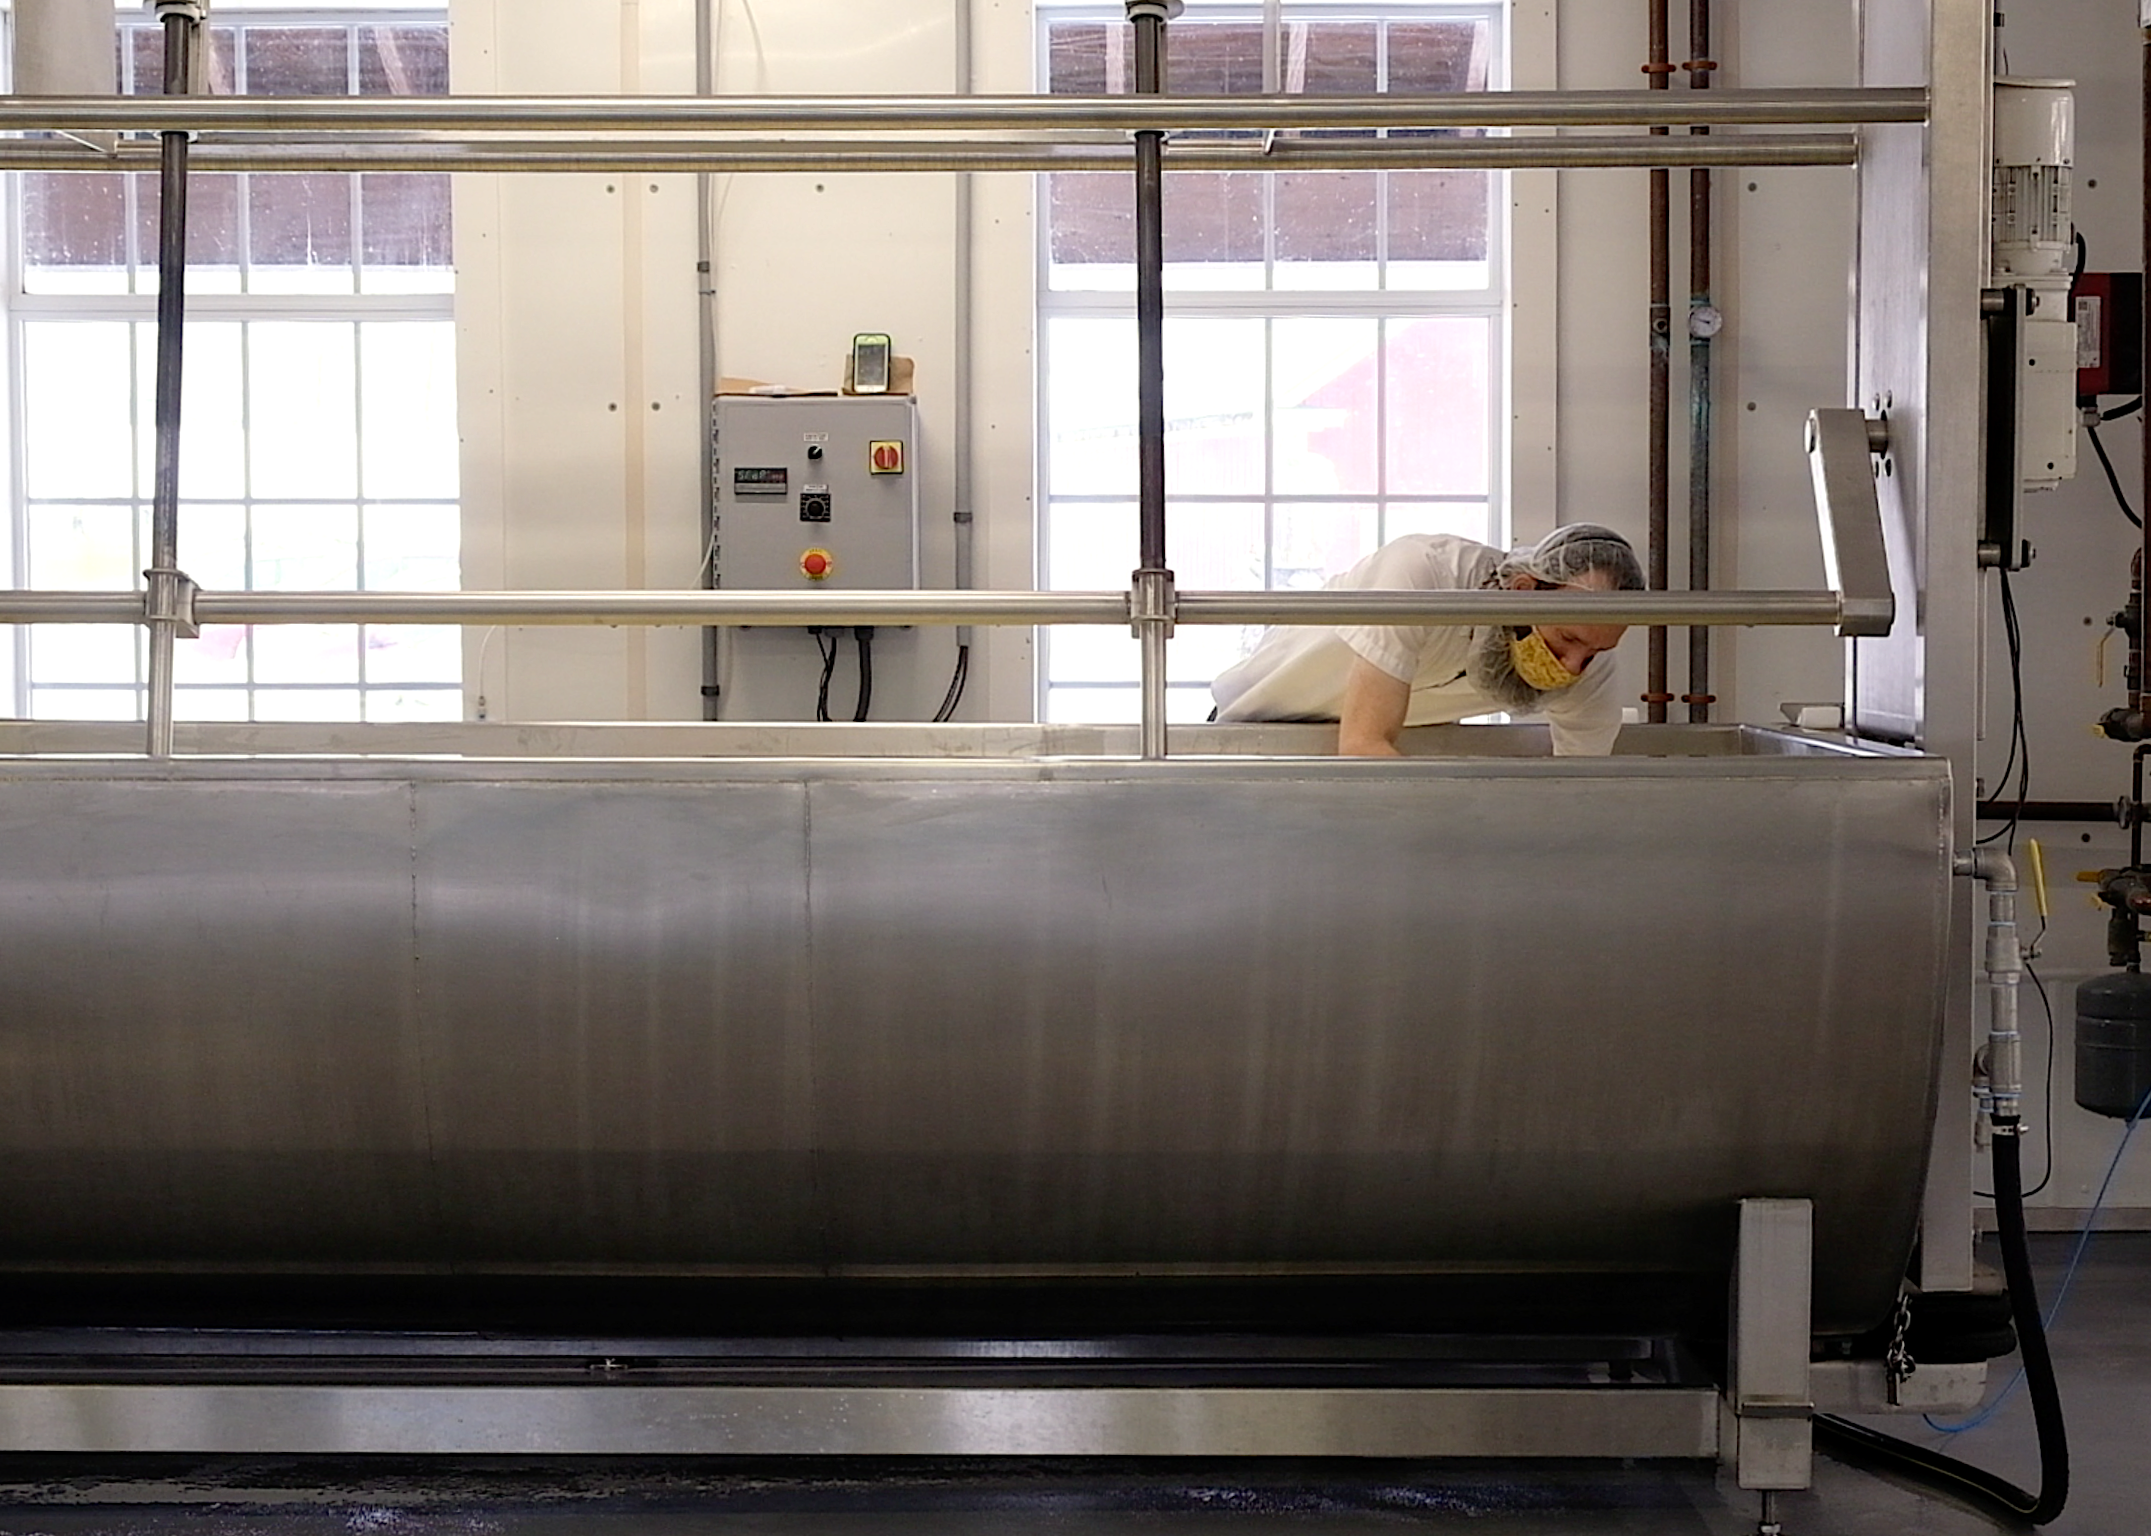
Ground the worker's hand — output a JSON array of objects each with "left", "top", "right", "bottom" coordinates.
[{"left": 1337, "top": 657, "right": 1410, "bottom": 757}]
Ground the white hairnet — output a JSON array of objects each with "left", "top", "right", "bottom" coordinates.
[{"left": 1498, "top": 523, "right": 1646, "bottom": 591}]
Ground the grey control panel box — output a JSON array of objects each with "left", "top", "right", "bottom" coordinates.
[{"left": 712, "top": 396, "right": 920, "bottom": 593}]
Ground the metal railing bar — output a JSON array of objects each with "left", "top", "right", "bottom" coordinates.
[
  {"left": 0, "top": 132, "right": 1861, "bottom": 174},
  {"left": 0, "top": 587, "right": 1853, "bottom": 629},
  {"left": 0, "top": 87, "right": 1928, "bottom": 135}
]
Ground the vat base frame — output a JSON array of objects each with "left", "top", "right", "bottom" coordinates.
[{"left": 0, "top": 1202, "right": 1953, "bottom": 1472}]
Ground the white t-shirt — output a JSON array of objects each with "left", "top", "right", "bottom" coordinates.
[{"left": 1209, "top": 533, "right": 1624, "bottom": 756}]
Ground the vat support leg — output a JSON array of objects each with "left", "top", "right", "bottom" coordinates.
[
  {"left": 1757, "top": 1489, "right": 1780, "bottom": 1535},
  {"left": 1720, "top": 1197, "right": 1813, "bottom": 1499}
]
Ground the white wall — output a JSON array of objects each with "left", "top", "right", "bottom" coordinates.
[{"left": 453, "top": 0, "right": 1035, "bottom": 723}]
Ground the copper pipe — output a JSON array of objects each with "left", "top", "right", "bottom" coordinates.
[
  {"left": 2140, "top": 26, "right": 2151, "bottom": 721},
  {"left": 1685, "top": 0, "right": 1715, "bottom": 723},
  {"left": 1646, "top": 0, "right": 1673, "bottom": 723}
]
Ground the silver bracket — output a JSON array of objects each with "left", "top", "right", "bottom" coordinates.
[
  {"left": 143, "top": 568, "right": 200, "bottom": 640},
  {"left": 1124, "top": 0, "right": 1184, "bottom": 18},
  {"left": 151, "top": 1, "right": 209, "bottom": 20},
  {"left": 1130, "top": 567, "right": 1177, "bottom": 639},
  {"left": 1721, "top": 1197, "right": 1813, "bottom": 1493},
  {"left": 1806, "top": 407, "right": 1897, "bottom": 638}
]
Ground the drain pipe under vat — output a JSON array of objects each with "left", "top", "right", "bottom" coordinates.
[{"left": 1813, "top": 849, "right": 2071, "bottom": 1526}]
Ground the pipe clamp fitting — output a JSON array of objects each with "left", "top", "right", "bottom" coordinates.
[
  {"left": 143, "top": 568, "right": 200, "bottom": 639},
  {"left": 1124, "top": 0, "right": 1183, "bottom": 19},
  {"left": 1129, "top": 567, "right": 1177, "bottom": 639}
]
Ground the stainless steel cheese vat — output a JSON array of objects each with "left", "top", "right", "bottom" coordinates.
[{"left": 0, "top": 726, "right": 1951, "bottom": 1336}]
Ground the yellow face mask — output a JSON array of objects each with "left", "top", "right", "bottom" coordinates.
[{"left": 1510, "top": 628, "right": 1580, "bottom": 691}]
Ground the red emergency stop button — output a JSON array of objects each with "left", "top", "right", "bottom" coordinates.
[
  {"left": 869, "top": 440, "right": 905, "bottom": 475},
  {"left": 801, "top": 548, "right": 833, "bottom": 580}
]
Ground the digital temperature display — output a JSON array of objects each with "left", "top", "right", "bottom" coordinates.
[{"left": 733, "top": 466, "right": 788, "bottom": 496}]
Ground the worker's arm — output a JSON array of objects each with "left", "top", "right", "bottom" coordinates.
[{"left": 1337, "top": 656, "right": 1411, "bottom": 757}]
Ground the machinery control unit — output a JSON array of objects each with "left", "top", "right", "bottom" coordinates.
[{"left": 713, "top": 396, "right": 920, "bottom": 596}]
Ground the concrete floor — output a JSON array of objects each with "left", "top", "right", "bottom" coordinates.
[{"left": 0, "top": 1235, "right": 2139, "bottom": 1536}]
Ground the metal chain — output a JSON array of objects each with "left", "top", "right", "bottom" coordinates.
[{"left": 1884, "top": 1288, "right": 1916, "bottom": 1386}]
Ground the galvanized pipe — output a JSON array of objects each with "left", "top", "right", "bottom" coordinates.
[
  {"left": 0, "top": 87, "right": 1928, "bottom": 134},
  {"left": 144, "top": 2, "right": 201, "bottom": 761},
  {"left": 0, "top": 588, "right": 1857, "bottom": 629},
  {"left": 0, "top": 132, "right": 1864, "bottom": 174}
]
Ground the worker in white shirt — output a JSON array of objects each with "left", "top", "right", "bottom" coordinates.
[{"left": 1209, "top": 524, "right": 1646, "bottom": 757}]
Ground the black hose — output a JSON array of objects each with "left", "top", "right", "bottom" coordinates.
[
  {"left": 852, "top": 627, "right": 874, "bottom": 722},
  {"left": 2088, "top": 421, "right": 2144, "bottom": 528},
  {"left": 932, "top": 643, "right": 971, "bottom": 723},
  {"left": 1814, "top": 1128, "right": 2068, "bottom": 1525}
]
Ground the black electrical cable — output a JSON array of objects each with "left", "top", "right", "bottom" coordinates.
[
  {"left": 2071, "top": 231, "right": 2144, "bottom": 523},
  {"left": 1977, "top": 569, "right": 2030, "bottom": 848},
  {"left": 2024, "top": 955, "right": 2057, "bottom": 1199},
  {"left": 852, "top": 627, "right": 874, "bottom": 722},
  {"left": 1815, "top": 1128, "right": 2069, "bottom": 1525},
  {"left": 932, "top": 642, "right": 971, "bottom": 724},
  {"left": 2087, "top": 421, "right": 2144, "bottom": 529},
  {"left": 813, "top": 627, "right": 838, "bottom": 723}
]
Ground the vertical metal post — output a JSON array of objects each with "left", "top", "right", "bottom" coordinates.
[
  {"left": 1685, "top": 0, "right": 1716, "bottom": 723},
  {"left": 1128, "top": 1, "right": 1178, "bottom": 760},
  {"left": 696, "top": 0, "right": 722, "bottom": 721},
  {"left": 950, "top": 0, "right": 976, "bottom": 711},
  {"left": 1644, "top": 2, "right": 1673, "bottom": 724},
  {"left": 145, "top": 1, "right": 203, "bottom": 759}
]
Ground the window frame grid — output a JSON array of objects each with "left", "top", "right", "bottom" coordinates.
[
  {"left": 1036, "top": 0, "right": 1507, "bottom": 301},
  {"left": 2, "top": 6, "right": 455, "bottom": 723},
  {"left": 9, "top": 317, "right": 460, "bottom": 721},
  {"left": 1035, "top": 0, "right": 1509, "bottom": 721},
  {"left": 98, "top": 8, "right": 447, "bottom": 298}
]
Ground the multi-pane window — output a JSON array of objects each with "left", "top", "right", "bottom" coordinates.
[
  {"left": 1037, "top": 1, "right": 1504, "bottom": 723},
  {"left": 8, "top": 5, "right": 458, "bottom": 723}
]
